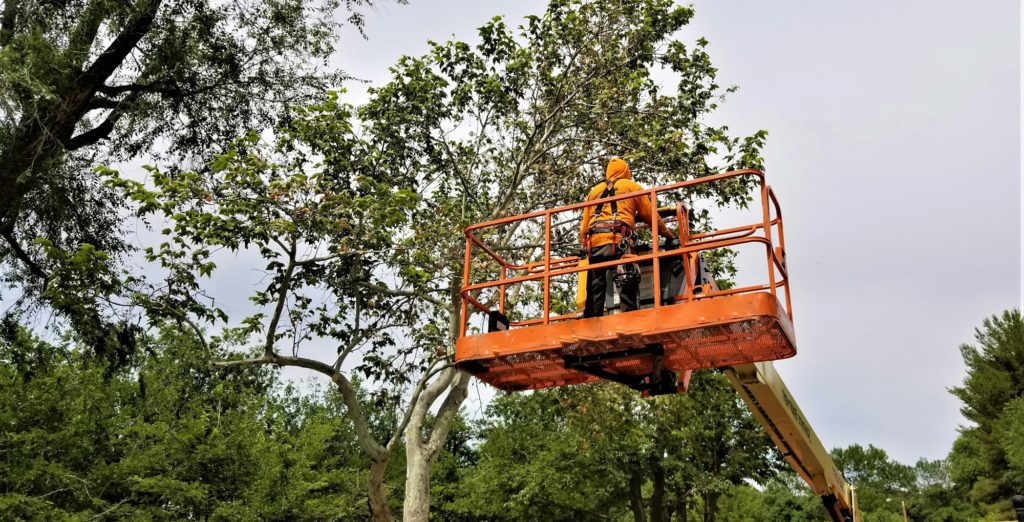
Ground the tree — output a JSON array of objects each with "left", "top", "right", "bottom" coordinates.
[
  {"left": 356, "top": 1, "right": 765, "bottom": 516},
  {"left": 455, "top": 373, "right": 780, "bottom": 522},
  {"left": 717, "top": 473, "right": 830, "bottom": 522},
  {"left": 904, "top": 458, "right": 979, "bottom": 522},
  {"left": 104, "top": 0, "right": 769, "bottom": 519},
  {"left": 0, "top": 0, "right": 391, "bottom": 353},
  {"left": 831, "top": 444, "right": 915, "bottom": 521},
  {"left": 671, "top": 372, "right": 782, "bottom": 522},
  {"left": 756, "top": 473, "right": 832, "bottom": 522},
  {"left": 0, "top": 320, "right": 399, "bottom": 520},
  {"left": 717, "top": 453, "right": 985, "bottom": 522},
  {"left": 452, "top": 388, "right": 622, "bottom": 521},
  {"left": 948, "top": 309, "right": 1024, "bottom": 516},
  {"left": 104, "top": 92, "right": 437, "bottom": 520}
]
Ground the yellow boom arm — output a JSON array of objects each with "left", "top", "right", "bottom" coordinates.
[{"left": 723, "top": 362, "right": 861, "bottom": 522}]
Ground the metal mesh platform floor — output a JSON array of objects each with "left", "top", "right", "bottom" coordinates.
[{"left": 455, "top": 292, "right": 796, "bottom": 392}]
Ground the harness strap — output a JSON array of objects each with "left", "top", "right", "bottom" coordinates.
[
  {"left": 587, "top": 220, "right": 631, "bottom": 235},
  {"left": 584, "top": 179, "right": 633, "bottom": 256},
  {"left": 591, "top": 179, "right": 619, "bottom": 220}
]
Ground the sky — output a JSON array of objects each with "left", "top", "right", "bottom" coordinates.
[{"left": 332, "top": 0, "right": 1022, "bottom": 465}]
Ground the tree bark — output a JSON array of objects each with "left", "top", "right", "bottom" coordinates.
[
  {"left": 702, "top": 491, "right": 719, "bottom": 522},
  {"left": 402, "top": 370, "right": 470, "bottom": 522},
  {"left": 368, "top": 457, "right": 393, "bottom": 522},
  {"left": 403, "top": 438, "right": 431, "bottom": 522},
  {"left": 676, "top": 494, "right": 688, "bottom": 522},
  {"left": 629, "top": 471, "right": 647, "bottom": 522},
  {"left": 650, "top": 465, "right": 666, "bottom": 522}
]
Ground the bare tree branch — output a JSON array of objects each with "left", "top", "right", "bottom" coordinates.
[
  {"left": 0, "top": 224, "right": 48, "bottom": 281},
  {"left": 426, "top": 370, "right": 470, "bottom": 455},
  {"left": 87, "top": 97, "right": 122, "bottom": 111},
  {"left": 387, "top": 359, "right": 452, "bottom": 451},
  {"left": 264, "top": 241, "right": 297, "bottom": 356},
  {"left": 210, "top": 352, "right": 389, "bottom": 461},
  {"left": 82, "top": 0, "right": 163, "bottom": 86},
  {"left": 404, "top": 365, "right": 458, "bottom": 451},
  {"left": 66, "top": 103, "right": 131, "bottom": 150},
  {"left": 357, "top": 281, "right": 445, "bottom": 307}
]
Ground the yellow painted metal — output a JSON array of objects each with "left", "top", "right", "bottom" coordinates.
[{"left": 723, "top": 361, "right": 861, "bottom": 522}]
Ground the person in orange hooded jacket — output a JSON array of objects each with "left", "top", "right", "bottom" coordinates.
[{"left": 579, "top": 157, "right": 676, "bottom": 317}]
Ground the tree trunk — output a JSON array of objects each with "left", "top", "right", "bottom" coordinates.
[
  {"left": 401, "top": 367, "right": 470, "bottom": 522},
  {"left": 403, "top": 439, "right": 432, "bottom": 522},
  {"left": 368, "top": 457, "right": 393, "bottom": 522},
  {"left": 649, "top": 465, "right": 666, "bottom": 522},
  {"left": 629, "top": 471, "right": 648, "bottom": 522},
  {"left": 702, "top": 491, "right": 719, "bottom": 522},
  {"left": 676, "top": 494, "right": 688, "bottom": 522}
]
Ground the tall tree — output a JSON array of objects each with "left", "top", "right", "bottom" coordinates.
[
  {"left": 948, "top": 309, "right": 1024, "bottom": 516},
  {"left": 106, "top": 0, "right": 768, "bottom": 519},
  {"left": 455, "top": 374, "right": 780, "bottom": 522},
  {"left": 104, "top": 93, "right": 431, "bottom": 520},
  {"left": 904, "top": 458, "right": 980, "bottom": 521},
  {"left": 357, "top": 1, "right": 765, "bottom": 516},
  {"left": 831, "top": 444, "right": 915, "bottom": 520},
  {"left": 0, "top": 321, "right": 400, "bottom": 520},
  {"left": 0, "top": 0, "right": 389, "bottom": 348}
]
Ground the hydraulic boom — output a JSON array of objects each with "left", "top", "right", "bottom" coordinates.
[{"left": 724, "top": 362, "right": 860, "bottom": 522}]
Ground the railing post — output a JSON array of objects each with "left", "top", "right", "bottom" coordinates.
[
  {"left": 771, "top": 189, "right": 793, "bottom": 321},
  {"left": 460, "top": 234, "right": 472, "bottom": 338},
  {"left": 543, "top": 213, "right": 552, "bottom": 324},
  {"left": 761, "top": 182, "right": 776, "bottom": 298},
  {"left": 650, "top": 191, "right": 661, "bottom": 308},
  {"left": 678, "top": 203, "right": 694, "bottom": 302},
  {"left": 499, "top": 266, "right": 507, "bottom": 315}
]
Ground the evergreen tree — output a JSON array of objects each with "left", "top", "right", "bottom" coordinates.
[{"left": 948, "top": 309, "right": 1024, "bottom": 516}]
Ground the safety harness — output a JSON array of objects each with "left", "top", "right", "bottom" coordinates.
[
  {"left": 584, "top": 180, "right": 640, "bottom": 288},
  {"left": 585, "top": 179, "right": 633, "bottom": 255}
]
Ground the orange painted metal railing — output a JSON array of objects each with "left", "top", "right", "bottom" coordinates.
[{"left": 458, "top": 169, "right": 792, "bottom": 337}]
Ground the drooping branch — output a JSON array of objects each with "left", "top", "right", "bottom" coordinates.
[
  {"left": 65, "top": 103, "right": 131, "bottom": 150},
  {"left": 0, "top": 225, "right": 49, "bottom": 281},
  {"left": 96, "top": 80, "right": 230, "bottom": 98},
  {"left": 210, "top": 353, "right": 388, "bottom": 461},
  {"left": 66, "top": 0, "right": 106, "bottom": 68},
  {"left": 135, "top": 295, "right": 209, "bottom": 350}
]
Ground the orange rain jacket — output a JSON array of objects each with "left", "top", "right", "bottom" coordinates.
[{"left": 579, "top": 158, "right": 674, "bottom": 249}]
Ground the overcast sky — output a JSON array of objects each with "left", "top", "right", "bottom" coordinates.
[{"left": 332, "top": 0, "right": 1022, "bottom": 465}]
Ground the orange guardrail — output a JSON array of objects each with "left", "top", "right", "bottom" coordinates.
[{"left": 457, "top": 169, "right": 792, "bottom": 338}]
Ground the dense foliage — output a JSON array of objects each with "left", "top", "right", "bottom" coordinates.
[
  {"left": 0, "top": 323, "right": 407, "bottom": 520},
  {"left": 0, "top": 0, "right": 385, "bottom": 358},
  {"left": 5, "top": 309, "right": 1018, "bottom": 521},
  {"left": 442, "top": 373, "right": 780, "bottom": 522},
  {"left": 948, "top": 309, "right": 1024, "bottom": 517}
]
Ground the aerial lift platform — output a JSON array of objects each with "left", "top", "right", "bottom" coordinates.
[{"left": 454, "top": 169, "right": 860, "bottom": 522}]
